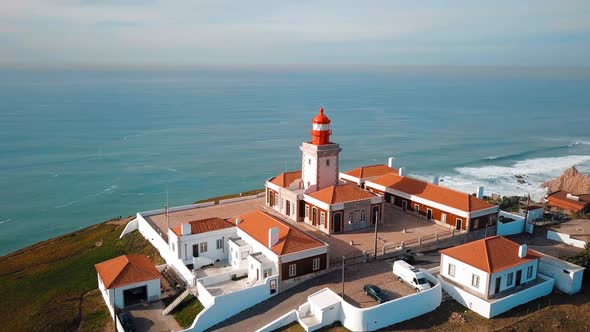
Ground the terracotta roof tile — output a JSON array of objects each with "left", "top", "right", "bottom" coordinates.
[
  {"left": 172, "top": 217, "right": 234, "bottom": 236},
  {"left": 231, "top": 210, "right": 325, "bottom": 255},
  {"left": 269, "top": 170, "right": 302, "bottom": 188},
  {"left": 547, "top": 191, "right": 590, "bottom": 212},
  {"left": 439, "top": 236, "right": 542, "bottom": 273},
  {"left": 307, "top": 183, "right": 377, "bottom": 205},
  {"left": 343, "top": 164, "right": 398, "bottom": 179},
  {"left": 95, "top": 254, "right": 160, "bottom": 289},
  {"left": 368, "top": 173, "right": 495, "bottom": 212}
]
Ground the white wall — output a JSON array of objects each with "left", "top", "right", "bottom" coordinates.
[
  {"left": 302, "top": 147, "right": 318, "bottom": 190},
  {"left": 187, "top": 275, "right": 279, "bottom": 332},
  {"left": 547, "top": 230, "right": 587, "bottom": 249},
  {"left": 440, "top": 254, "right": 489, "bottom": 296},
  {"left": 257, "top": 310, "right": 299, "bottom": 332},
  {"left": 538, "top": 255, "right": 584, "bottom": 295},
  {"left": 497, "top": 211, "right": 525, "bottom": 236},
  {"left": 489, "top": 260, "right": 538, "bottom": 297}
]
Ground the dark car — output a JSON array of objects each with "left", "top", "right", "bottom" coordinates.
[
  {"left": 363, "top": 284, "right": 390, "bottom": 303},
  {"left": 118, "top": 312, "right": 136, "bottom": 332},
  {"left": 396, "top": 253, "right": 415, "bottom": 265}
]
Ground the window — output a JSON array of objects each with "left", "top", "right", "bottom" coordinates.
[
  {"left": 320, "top": 211, "right": 325, "bottom": 225},
  {"left": 192, "top": 244, "right": 198, "bottom": 257},
  {"left": 305, "top": 205, "right": 310, "bottom": 218},
  {"left": 216, "top": 239, "right": 223, "bottom": 250},
  {"left": 308, "top": 159, "right": 311, "bottom": 165},
  {"left": 263, "top": 268, "right": 272, "bottom": 278},
  {"left": 286, "top": 201, "right": 290, "bottom": 215},
  {"left": 360, "top": 210, "right": 366, "bottom": 222},
  {"left": 507, "top": 272, "right": 514, "bottom": 286},
  {"left": 289, "top": 264, "right": 297, "bottom": 277},
  {"left": 414, "top": 204, "right": 420, "bottom": 213},
  {"left": 274, "top": 193, "right": 279, "bottom": 207},
  {"left": 348, "top": 212, "right": 354, "bottom": 223},
  {"left": 441, "top": 213, "right": 447, "bottom": 223},
  {"left": 172, "top": 243, "right": 175, "bottom": 252},
  {"left": 313, "top": 258, "right": 320, "bottom": 271},
  {"left": 199, "top": 242, "right": 208, "bottom": 253},
  {"left": 326, "top": 159, "right": 330, "bottom": 166},
  {"left": 448, "top": 263, "right": 456, "bottom": 277},
  {"left": 471, "top": 274, "right": 480, "bottom": 288},
  {"left": 527, "top": 265, "right": 533, "bottom": 279}
]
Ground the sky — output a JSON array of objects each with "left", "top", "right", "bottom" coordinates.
[{"left": 1, "top": 0, "right": 590, "bottom": 67}]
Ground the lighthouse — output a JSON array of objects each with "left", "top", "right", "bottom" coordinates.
[{"left": 301, "top": 107, "right": 341, "bottom": 192}]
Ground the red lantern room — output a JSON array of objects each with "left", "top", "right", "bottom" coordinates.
[{"left": 311, "top": 107, "right": 332, "bottom": 145}]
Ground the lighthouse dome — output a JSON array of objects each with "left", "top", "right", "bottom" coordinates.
[{"left": 312, "top": 107, "right": 331, "bottom": 124}]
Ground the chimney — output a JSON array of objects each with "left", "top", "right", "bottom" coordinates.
[
  {"left": 477, "top": 186, "right": 484, "bottom": 199},
  {"left": 235, "top": 217, "right": 241, "bottom": 226},
  {"left": 268, "top": 227, "right": 279, "bottom": 248},
  {"left": 398, "top": 167, "right": 406, "bottom": 177},
  {"left": 432, "top": 176, "right": 440, "bottom": 185},
  {"left": 518, "top": 244, "right": 527, "bottom": 258},
  {"left": 388, "top": 157, "right": 395, "bottom": 168},
  {"left": 566, "top": 193, "right": 580, "bottom": 201},
  {"left": 181, "top": 223, "right": 191, "bottom": 236}
]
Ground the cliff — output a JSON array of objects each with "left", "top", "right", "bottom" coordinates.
[{"left": 542, "top": 166, "right": 590, "bottom": 194}]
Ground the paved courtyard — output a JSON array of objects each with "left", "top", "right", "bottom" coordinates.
[{"left": 123, "top": 300, "right": 181, "bottom": 332}]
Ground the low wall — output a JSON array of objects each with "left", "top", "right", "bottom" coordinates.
[
  {"left": 439, "top": 274, "right": 554, "bottom": 318},
  {"left": 115, "top": 315, "right": 125, "bottom": 332},
  {"left": 119, "top": 218, "right": 138, "bottom": 238},
  {"left": 188, "top": 275, "right": 278, "bottom": 332},
  {"left": 256, "top": 310, "right": 299, "bottom": 332},
  {"left": 219, "top": 194, "right": 259, "bottom": 204},
  {"left": 140, "top": 201, "right": 216, "bottom": 217},
  {"left": 547, "top": 230, "right": 587, "bottom": 249},
  {"left": 196, "top": 282, "right": 215, "bottom": 307}
]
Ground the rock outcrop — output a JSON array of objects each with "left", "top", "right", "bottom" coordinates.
[{"left": 542, "top": 166, "right": 590, "bottom": 194}]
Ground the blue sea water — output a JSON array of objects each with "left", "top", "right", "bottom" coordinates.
[{"left": 1, "top": 66, "right": 590, "bottom": 255}]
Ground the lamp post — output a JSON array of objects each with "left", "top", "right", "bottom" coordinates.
[
  {"left": 341, "top": 255, "right": 346, "bottom": 298},
  {"left": 373, "top": 214, "right": 379, "bottom": 261}
]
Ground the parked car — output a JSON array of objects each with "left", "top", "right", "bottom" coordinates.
[
  {"left": 393, "top": 260, "right": 431, "bottom": 292},
  {"left": 363, "top": 284, "right": 390, "bottom": 303},
  {"left": 118, "top": 312, "right": 136, "bottom": 332},
  {"left": 396, "top": 253, "right": 415, "bottom": 265}
]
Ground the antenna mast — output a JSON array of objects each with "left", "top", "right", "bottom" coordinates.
[{"left": 165, "top": 184, "right": 170, "bottom": 231}]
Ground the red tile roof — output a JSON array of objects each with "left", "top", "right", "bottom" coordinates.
[
  {"left": 342, "top": 164, "right": 398, "bottom": 179},
  {"left": 232, "top": 210, "right": 325, "bottom": 255},
  {"left": 307, "top": 183, "right": 377, "bottom": 205},
  {"left": 269, "top": 170, "right": 302, "bottom": 188},
  {"left": 368, "top": 173, "right": 495, "bottom": 212},
  {"left": 546, "top": 191, "right": 590, "bottom": 212},
  {"left": 440, "top": 236, "right": 542, "bottom": 273},
  {"left": 171, "top": 217, "right": 234, "bottom": 236},
  {"left": 95, "top": 254, "right": 160, "bottom": 289}
]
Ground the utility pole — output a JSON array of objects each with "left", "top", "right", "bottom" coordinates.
[
  {"left": 373, "top": 214, "right": 379, "bottom": 261},
  {"left": 165, "top": 184, "right": 170, "bottom": 231},
  {"left": 341, "top": 255, "right": 345, "bottom": 298}
]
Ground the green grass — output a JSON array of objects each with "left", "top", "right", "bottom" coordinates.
[
  {"left": 0, "top": 222, "right": 163, "bottom": 332},
  {"left": 172, "top": 295, "right": 204, "bottom": 328},
  {"left": 194, "top": 188, "right": 264, "bottom": 204}
]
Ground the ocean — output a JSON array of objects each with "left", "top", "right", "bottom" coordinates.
[{"left": 1, "top": 66, "right": 589, "bottom": 255}]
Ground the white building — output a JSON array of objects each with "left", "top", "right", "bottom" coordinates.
[
  {"left": 438, "top": 236, "right": 554, "bottom": 318},
  {"left": 95, "top": 254, "right": 161, "bottom": 316},
  {"left": 167, "top": 217, "right": 236, "bottom": 268}
]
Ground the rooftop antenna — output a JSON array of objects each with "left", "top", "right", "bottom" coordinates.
[
  {"left": 285, "top": 160, "right": 288, "bottom": 172},
  {"left": 165, "top": 184, "right": 170, "bottom": 231}
]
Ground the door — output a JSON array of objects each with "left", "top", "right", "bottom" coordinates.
[
  {"left": 312, "top": 208, "right": 318, "bottom": 226},
  {"left": 333, "top": 212, "right": 342, "bottom": 233},
  {"left": 402, "top": 201, "right": 407, "bottom": 211},
  {"left": 516, "top": 270, "right": 522, "bottom": 286},
  {"left": 426, "top": 209, "right": 432, "bottom": 220},
  {"left": 456, "top": 219, "right": 462, "bottom": 230},
  {"left": 192, "top": 244, "right": 199, "bottom": 257},
  {"left": 495, "top": 277, "right": 501, "bottom": 294},
  {"left": 371, "top": 206, "right": 380, "bottom": 225}
]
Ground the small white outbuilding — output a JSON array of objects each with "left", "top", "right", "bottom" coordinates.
[{"left": 95, "top": 254, "right": 161, "bottom": 315}]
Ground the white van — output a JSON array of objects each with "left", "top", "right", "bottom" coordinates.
[{"left": 393, "top": 260, "right": 431, "bottom": 292}]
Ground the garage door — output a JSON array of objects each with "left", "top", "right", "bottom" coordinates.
[{"left": 123, "top": 285, "right": 147, "bottom": 307}]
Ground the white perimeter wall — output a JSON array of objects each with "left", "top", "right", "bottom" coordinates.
[
  {"left": 497, "top": 212, "right": 525, "bottom": 236},
  {"left": 538, "top": 255, "right": 584, "bottom": 295},
  {"left": 186, "top": 275, "right": 278, "bottom": 332},
  {"left": 135, "top": 213, "right": 195, "bottom": 286},
  {"left": 547, "top": 230, "right": 587, "bottom": 249},
  {"left": 439, "top": 273, "right": 554, "bottom": 318}
]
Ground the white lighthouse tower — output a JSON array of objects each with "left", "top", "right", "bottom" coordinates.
[{"left": 300, "top": 107, "right": 341, "bottom": 193}]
